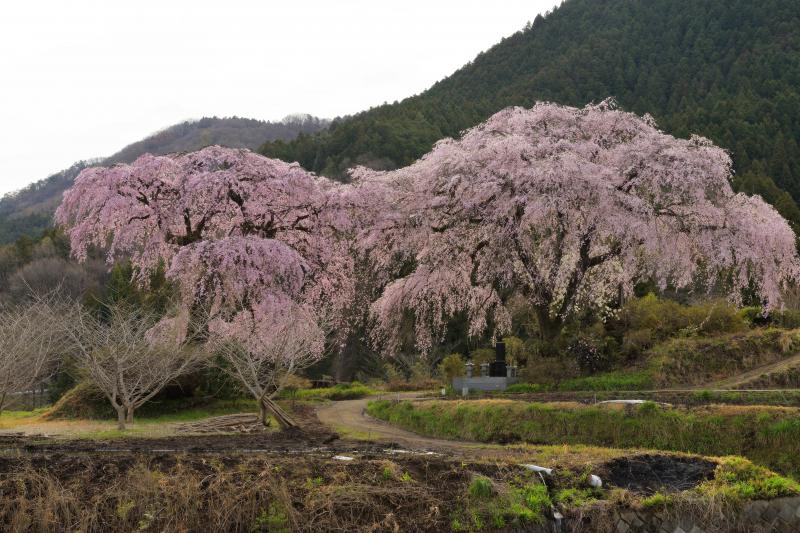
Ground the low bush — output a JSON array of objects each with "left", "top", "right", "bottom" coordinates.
[
  {"left": 468, "top": 348, "right": 496, "bottom": 376},
  {"left": 569, "top": 336, "right": 612, "bottom": 373},
  {"left": 519, "top": 356, "right": 580, "bottom": 385},
  {"left": 502, "top": 336, "right": 530, "bottom": 366},
  {"left": 743, "top": 307, "right": 800, "bottom": 329},
  {"left": 380, "top": 361, "right": 440, "bottom": 391},
  {"left": 606, "top": 294, "right": 750, "bottom": 361},
  {"left": 617, "top": 294, "right": 747, "bottom": 339},
  {"left": 772, "top": 309, "right": 800, "bottom": 329},
  {"left": 438, "top": 353, "right": 466, "bottom": 383}
]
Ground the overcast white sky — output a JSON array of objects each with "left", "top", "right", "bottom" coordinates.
[{"left": 0, "top": 0, "right": 560, "bottom": 195}]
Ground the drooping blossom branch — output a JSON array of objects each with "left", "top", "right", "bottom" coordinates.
[
  {"left": 209, "top": 296, "right": 325, "bottom": 427},
  {"left": 353, "top": 100, "right": 800, "bottom": 354},
  {"left": 56, "top": 147, "right": 354, "bottom": 421}
]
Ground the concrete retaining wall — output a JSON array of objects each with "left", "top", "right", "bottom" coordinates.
[{"left": 452, "top": 376, "right": 519, "bottom": 391}]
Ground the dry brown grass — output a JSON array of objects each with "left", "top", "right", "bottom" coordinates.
[{"left": 0, "top": 453, "right": 464, "bottom": 533}]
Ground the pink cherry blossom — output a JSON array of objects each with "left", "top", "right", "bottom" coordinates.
[
  {"left": 353, "top": 100, "right": 800, "bottom": 354},
  {"left": 56, "top": 146, "right": 355, "bottom": 365}
]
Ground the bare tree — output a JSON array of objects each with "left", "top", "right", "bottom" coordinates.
[
  {"left": 64, "top": 303, "right": 208, "bottom": 430},
  {"left": 7, "top": 257, "right": 106, "bottom": 304},
  {"left": 0, "top": 295, "right": 66, "bottom": 415}
]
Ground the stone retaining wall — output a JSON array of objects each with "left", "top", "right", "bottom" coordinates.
[
  {"left": 530, "top": 496, "right": 800, "bottom": 532},
  {"left": 612, "top": 496, "right": 800, "bottom": 533}
]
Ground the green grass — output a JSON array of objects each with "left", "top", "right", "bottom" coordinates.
[
  {"left": 498, "top": 388, "right": 800, "bottom": 407},
  {"left": 453, "top": 474, "right": 551, "bottom": 531},
  {"left": 276, "top": 382, "right": 374, "bottom": 401},
  {"left": 0, "top": 407, "right": 49, "bottom": 420},
  {"left": 132, "top": 398, "right": 259, "bottom": 423},
  {"left": 557, "top": 370, "right": 654, "bottom": 391},
  {"left": 367, "top": 399, "right": 800, "bottom": 479},
  {"left": 504, "top": 383, "right": 550, "bottom": 394},
  {"left": 698, "top": 456, "right": 800, "bottom": 502},
  {"left": 0, "top": 398, "right": 270, "bottom": 440},
  {"left": 502, "top": 370, "right": 654, "bottom": 394},
  {"left": 468, "top": 476, "right": 494, "bottom": 498}
]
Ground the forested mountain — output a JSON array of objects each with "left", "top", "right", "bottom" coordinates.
[
  {"left": 103, "top": 115, "right": 328, "bottom": 165},
  {"left": 0, "top": 115, "right": 328, "bottom": 243},
  {"left": 261, "top": 0, "right": 800, "bottom": 227}
]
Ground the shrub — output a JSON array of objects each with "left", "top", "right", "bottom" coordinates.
[
  {"left": 381, "top": 360, "right": 441, "bottom": 391},
  {"left": 277, "top": 374, "right": 313, "bottom": 398},
  {"left": 469, "top": 348, "right": 495, "bottom": 376},
  {"left": 409, "top": 360, "right": 433, "bottom": 383},
  {"left": 693, "top": 300, "right": 749, "bottom": 335},
  {"left": 621, "top": 328, "right": 655, "bottom": 359},
  {"left": 569, "top": 336, "right": 610, "bottom": 373},
  {"left": 739, "top": 306, "right": 770, "bottom": 327},
  {"left": 468, "top": 476, "right": 494, "bottom": 498},
  {"left": 438, "top": 354, "right": 465, "bottom": 383},
  {"left": 326, "top": 383, "right": 373, "bottom": 400},
  {"left": 45, "top": 382, "right": 243, "bottom": 420},
  {"left": 519, "top": 356, "right": 580, "bottom": 385},
  {"left": 45, "top": 382, "right": 114, "bottom": 419},
  {"left": 382, "top": 362, "right": 407, "bottom": 390},
  {"left": 617, "top": 294, "right": 747, "bottom": 342},
  {"left": 503, "top": 336, "right": 528, "bottom": 366},
  {"left": 772, "top": 309, "right": 800, "bottom": 329}
]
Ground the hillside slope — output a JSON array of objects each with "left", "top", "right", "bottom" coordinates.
[
  {"left": 0, "top": 115, "right": 328, "bottom": 243},
  {"left": 261, "top": 0, "right": 800, "bottom": 224}
]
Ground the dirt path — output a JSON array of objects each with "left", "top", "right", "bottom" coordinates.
[
  {"left": 703, "top": 352, "right": 800, "bottom": 389},
  {"left": 316, "top": 393, "right": 476, "bottom": 453}
]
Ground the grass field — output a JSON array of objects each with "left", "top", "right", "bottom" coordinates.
[
  {"left": 367, "top": 399, "right": 800, "bottom": 479},
  {"left": 0, "top": 398, "right": 263, "bottom": 439}
]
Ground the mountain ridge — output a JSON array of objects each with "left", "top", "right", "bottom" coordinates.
[{"left": 260, "top": 0, "right": 800, "bottom": 226}]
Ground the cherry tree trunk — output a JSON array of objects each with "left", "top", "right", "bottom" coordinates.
[
  {"left": 115, "top": 405, "right": 127, "bottom": 430},
  {"left": 535, "top": 307, "right": 563, "bottom": 346},
  {"left": 260, "top": 396, "right": 297, "bottom": 429},
  {"left": 331, "top": 351, "right": 356, "bottom": 383},
  {"left": 258, "top": 403, "right": 271, "bottom": 427}
]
